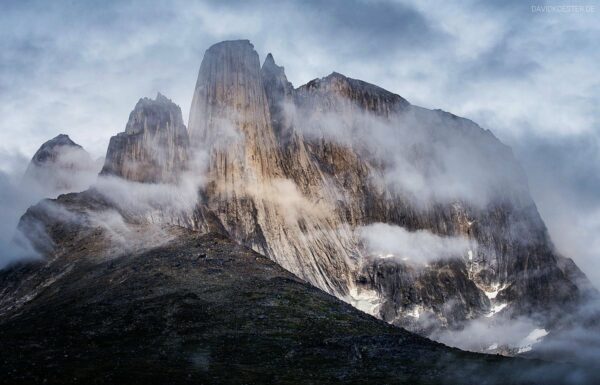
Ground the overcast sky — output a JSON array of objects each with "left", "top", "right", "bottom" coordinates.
[{"left": 0, "top": 0, "right": 598, "bottom": 284}]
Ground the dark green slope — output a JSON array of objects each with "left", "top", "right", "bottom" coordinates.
[
  {"left": 0, "top": 227, "right": 587, "bottom": 384},
  {"left": 0, "top": 191, "right": 591, "bottom": 384}
]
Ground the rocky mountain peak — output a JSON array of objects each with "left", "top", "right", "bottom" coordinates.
[
  {"left": 261, "top": 53, "right": 295, "bottom": 144},
  {"left": 184, "top": 40, "right": 593, "bottom": 342},
  {"left": 101, "top": 93, "right": 189, "bottom": 183},
  {"left": 261, "top": 53, "right": 287, "bottom": 79},
  {"left": 188, "top": 39, "right": 274, "bottom": 148},
  {"left": 24, "top": 134, "right": 98, "bottom": 196},
  {"left": 155, "top": 92, "right": 171, "bottom": 103},
  {"left": 261, "top": 53, "right": 293, "bottom": 95},
  {"left": 124, "top": 93, "right": 186, "bottom": 136},
  {"left": 30, "top": 134, "right": 82, "bottom": 165},
  {"left": 298, "top": 71, "right": 409, "bottom": 116}
]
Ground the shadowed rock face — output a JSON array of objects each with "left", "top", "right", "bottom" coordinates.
[
  {"left": 1, "top": 193, "right": 593, "bottom": 385},
  {"left": 184, "top": 40, "right": 594, "bottom": 334},
  {"left": 101, "top": 93, "right": 189, "bottom": 183},
  {"left": 23, "top": 134, "right": 99, "bottom": 196}
]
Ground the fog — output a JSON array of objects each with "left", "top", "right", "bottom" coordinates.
[
  {"left": 358, "top": 223, "right": 474, "bottom": 264},
  {"left": 287, "top": 98, "right": 529, "bottom": 208},
  {"left": 0, "top": 146, "right": 101, "bottom": 268}
]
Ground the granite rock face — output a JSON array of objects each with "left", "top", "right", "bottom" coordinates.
[
  {"left": 188, "top": 40, "right": 356, "bottom": 295},
  {"left": 101, "top": 93, "right": 189, "bottom": 183},
  {"left": 184, "top": 40, "right": 593, "bottom": 334}
]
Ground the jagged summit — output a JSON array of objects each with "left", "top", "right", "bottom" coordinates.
[
  {"left": 261, "top": 53, "right": 288, "bottom": 79},
  {"left": 188, "top": 38, "right": 273, "bottom": 147},
  {"left": 23, "top": 134, "right": 98, "bottom": 196},
  {"left": 263, "top": 52, "right": 276, "bottom": 66},
  {"left": 155, "top": 92, "right": 171, "bottom": 103},
  {"left": 29, "top": 134, "right": 82, "bottom": 165},
  {"left": 124, "top": 93, "right": 186, "bottom": 135},
  {"left": 101, "top": 93, "right": 189, "bottom": 183},
  {"left": 298, "top": 71, "right": 410, "bottom": 116},
  {"left": 261, "top": 53, "right": 293, "bottom": 90},
  {"left": 261, "top": 53, "right": 295, "bottom": 143}
]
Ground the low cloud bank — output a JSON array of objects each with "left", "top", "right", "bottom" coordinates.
[
  {"left": 358, "top": 222, "right": 474, "bottom": 264},
  {"left": 0, "top": 147, "right": 102, "bottom": 268},
  {"left": 286, "top": 99, "right": 529, "bottom": 207}
]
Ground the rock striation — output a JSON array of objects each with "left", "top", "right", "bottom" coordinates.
[
  {"left": 188, "top": 40, "right": 356, "bottom": 295},
  {"left": 184, "top": 40, "right": 594, "bottom": 335},
  {"left": 101, "top": 93, "right": 189, "bottom": 183}
]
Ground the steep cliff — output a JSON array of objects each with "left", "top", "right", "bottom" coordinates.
[
  {"left": 101, "top": 93, "right": 189, "bottom": 183},
  {"left": 188, "top": 40, "right": 355, "bottom": 295},
  {"left": 185, "top": 41, "right": 593, "bottom": 336}
]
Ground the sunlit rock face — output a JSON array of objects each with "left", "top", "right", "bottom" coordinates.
[
  {"left": 23, "top": 134, "right": 99, "bottom": 196},
  {"left": 101, "top": 93, "right": 189, "bottom": 184},
  {"left": 187, "top": 40, "right": 355, "bottom": 295},
  {"left": 186, "top": 40, "right": 592, "bottom": 334}
]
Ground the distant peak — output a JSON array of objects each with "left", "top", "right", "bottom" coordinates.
[
  {"left": 264, "top": 53, "right": 275, "bottom": 65},
  {"left": 327, "top": 71, "right": 347, "bottom": 79},
  {"left": 262, "top": 52, "right": 284, "bottom": 74},
  {"left": 155, "top": 92, "right": 171, "bottom": 103},
  {"left": 43, "top": 134, "right": 80, "bottom": 149},
  {"left": 134, "top": 93, "right": 179, "bottom": 110},
  {"left": 261, "top": 52, "right": 293, "bottom": 93},
  {"left": 126, "top": 94, "right": 184, "bottom": 135},
  {"left": 29, "top": 134, "right": 86, "bottom": 166}
]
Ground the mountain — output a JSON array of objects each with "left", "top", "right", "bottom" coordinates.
[
  {"left": 0, "top": 191, "right": 589, "bottom": 384},
  {"left": 3, "top": 38, "right": 596, "bottom": 376},
  {"left": 23, "top": 134, "right": 99, "bottom": 196},
  {"left": 101, "top": 93, "right": 189, "bottom": 183},
  {"left": 184, "top": 40, "right": 594, "bottom": 337}
]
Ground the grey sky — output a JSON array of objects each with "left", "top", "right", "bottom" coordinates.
[{"left": 0, "top": 0, "right": 598, "bottom": 284}]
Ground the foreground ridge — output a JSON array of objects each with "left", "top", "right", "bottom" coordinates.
[{"left": 0, "top": 191, "right": 591, "bottom": 384}]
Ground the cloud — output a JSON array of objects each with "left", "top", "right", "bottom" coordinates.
[
  {"left": 288, "top": 96, "right": 527, "bottom": 206},
  {"left": 0, "top": 168, "right": 42, "bottom": 267},
  {"left": 1, "top": 0, "right": 599, "bottom": 368},
  {"left": 0, "top": 146, "right": 102, "bottom": 268},
  {"left": 512, "top": 133, "right": 600, "bottom": 286},
  {"left": 358, "top": 223, "right": 474, "bottom": 264},
  {"left": 432, "top": 314, "right": 543, "bottom": 353}
]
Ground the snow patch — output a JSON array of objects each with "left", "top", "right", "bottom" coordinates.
[
  {"left": 348, "top": 287, "right": 381, "bottom": 317},
  {"left": 405, "top": 305, "right": 423, "bottom": 318},
  {"left": 517, "top": 328, "right": 548, "bottom": 354},
  {"left": 483, "top": 283, "right": 508, "bottom": 300},
  {"left": 485, "top": 303, "right": 507, "bottom": 317}
]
